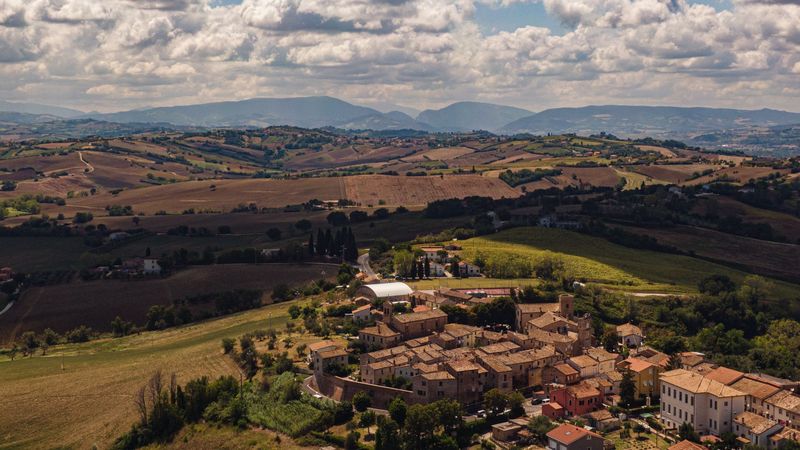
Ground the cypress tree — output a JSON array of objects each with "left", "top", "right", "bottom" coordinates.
[
  {"left": 452, "top": 262, "right": 460, "bottom": 278},
  {"left": 326, "top": 229, "right": 335, "bottom": 256},
  {"left": 410, "top": 259, "right": 417, "bottom": 280},
  {"left": 424, "top": 257, "right": 430, "bottom": 278},
  {"left": 317, "top": 229, "right": 326, "bottom": 256},
  {"left": 308, "top": 233, "right": 315, "bottom": 257}
]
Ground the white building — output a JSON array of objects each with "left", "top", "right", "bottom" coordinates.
[
  {"left": 143, "top": 258, "right": 161, "bottom": 274},
  {"left": 356, "top": 282, "right": 413, "bottom": 302},
  {"left": 660, "top": 369, "right": 746, "bottom": 436}
]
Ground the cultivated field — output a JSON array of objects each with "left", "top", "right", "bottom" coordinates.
[
  {"left": 618, "top": 224, "right": 800, "bottom": 282},
  {"left": 0, "top": 299, "right": 302, "bottom": 449},
  {"left": 68, "top": 178, "right": 347, "bottom": 214},
  {"left": 342, "top": 174, "right": 521, "bottom": 206},
  {"left": 0, "top": 264, "right": 333, "bottom": 344},
  {"left": 693, "top": 196, "right": 800, "bottom": 242},
  {"left": 629, "top": 163, "right": 718, "bottom": 184},
  {"left": 459, "top": 227, "right": 800, "bottom": 296}
]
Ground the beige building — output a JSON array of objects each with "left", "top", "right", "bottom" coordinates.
[
  {"left": 660, "top": 369, "right": 746, "bottom": 436},
  {"left": 359, "top": 321, "right": 401, "bottom": 349},
  {"left": 617, "top": 323, "right": 644, "bottom": 348},
  {"left": 764, "top": 390, "right": 800, "bottom": 426},
  {"left": 730, "top": 376, "right": 782, "bottom": 416},
  {"left": 733, "top": 411, "right": 782, "bottom": 448},
  {"left": 390, "top": 308, "right": 448, "bottom": 339}
]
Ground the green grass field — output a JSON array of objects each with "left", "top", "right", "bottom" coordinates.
[
  {"left": 0, "top": 300, "right": 300, "bottom": 449},
  {"left": 458, "top": 227, "right": 800, "bottom": 296}
]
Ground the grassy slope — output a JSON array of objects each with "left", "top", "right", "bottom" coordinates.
[
  {"left": 459, "top": 227, "right": 799, "bottom": 296},
  {"left": 0, "top": 301, "right": 298, "bottom": 450}
]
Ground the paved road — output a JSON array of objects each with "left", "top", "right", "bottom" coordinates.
[
  {"left": 0, "top": 301, "right": 13, "bottom": 317},
  {"left": 357, "top": 253, "right": 376, "bottom": 277}
]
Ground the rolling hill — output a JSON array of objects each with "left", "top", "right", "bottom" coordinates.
[{"left": 416, "top": 101, "right": 532, "bottom": 132}]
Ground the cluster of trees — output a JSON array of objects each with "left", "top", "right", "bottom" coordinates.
[
  {"left": 480, "top": 252, "right": 565, "bottom": 281},
  {"left": 392, "top": 250, "right": 433, "bottom": 280},
  {"left": 424, "top": 196, "right": 496, "bottom": 218},
  {"left": 113, "top": 371, "right": 245, "bottom": 449},
  {"left": 581, "top": 273, "right": 800, "bottom": 379},
  {"left": 499, "top": 168, "right": 562, "bottom": 187},
  {"left": 311, "top": 227, "right": 358, "bottom": 261},
  {"left": 8, "top": 326, "right": 95, "bottom": 359},
  {"left": 106, "top": 204, "right": 134, "bottom": 216}
]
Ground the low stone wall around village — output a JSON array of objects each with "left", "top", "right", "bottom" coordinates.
[{"left": 315, "top": 373, "right": 415, "bottom": 408}]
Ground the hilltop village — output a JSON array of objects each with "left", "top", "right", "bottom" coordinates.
[{"left": 310, "top": 282, "right": 800, "bottom": 450}]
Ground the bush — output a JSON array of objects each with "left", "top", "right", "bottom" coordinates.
[{"left": 65, "top": 325, "right": 93, "bottom": 343}]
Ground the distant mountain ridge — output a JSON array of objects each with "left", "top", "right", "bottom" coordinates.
[
  {"left": 0, "top": 100, "right": 84, "bottom": 118},
  {"left": 416, "top": 101, "right": 532, "bottom": 132},
  {"left": 3, "top": 97, "right": 800, "bottom": 146},
  {"left": 86, "top": 96, "right": 381, "bottom": 129},
  {"left": 499, "top": 105, "right": 800, "bottom": 136}
]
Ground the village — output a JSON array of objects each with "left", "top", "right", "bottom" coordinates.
[{"left": 308, "top": 280, "right": 800, "bottom": 450}]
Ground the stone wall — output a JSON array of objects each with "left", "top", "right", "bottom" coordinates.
[{"left": 315, "top": 373, "right": 415, "bottom": 409}]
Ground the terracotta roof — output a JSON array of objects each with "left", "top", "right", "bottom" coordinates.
[
  {"left": 421, "top": 371, "right": 455, "bottom": 381},
  {"left": 669, "top": 440, "right": 709, "bottom": 450},
  {"left": 360, "top": 321, "right": 400, "bottom": 337},
  {"left": 770, "top": 427, "right": 800, "bottom": 443},
  {"left": 478, "top": 341, "right": 521, "bottom": 354},
  {"left": 617, "top": 323, "right": 643, "bottom": 336},
  {"left": 546, "top": 423, "right": 603, "bottom": 445},
  {"left": 478, "top": 355, "right": 512, "bottom": 373},
  {"left": 569, "top": 355, "right": 598, "bottom": 369},
  {"left": 766, "top": 390, "right": 800, "bottom": 415},
  {"left": 446, "top": 359, "right": 481, "bottom": 372},
  {"left": 586, "top": 347, "right": 618, "bottom": 362},
  {"left": 554, "top": 363, "right": 579, "bottom": 376},
  {"left": 352, "top": 304, "right": 372, "bottom": 314},
  {"left": 619, "top": 357, "right": 656, "bottom": 373},
  {"left": 392, "top": 308, "right": 447, "bottom": 323},
  {"left": 308, "top": 340, "right": 338, "bottom": 352},
  {"left": 660, "top": 369, "right": 745, "bottom": 397},
  {"left": 567, "top": 382, "right": 602, "bottom": 399},
  {"left": 413, "top": 305, "right": 431, "bottom": 313},
  {"left": 679, "top": 352, "right": 706, "bottom": 367},
  {"left": 705, "top": 366, "right": 744, "bottom": 385},
  {"left": 734, "top": 411, "right": 779, "bottom": 435},
  {"left": 529, "top": 312, "right": 574, "bottom": 329},
  {"left": 318, "top": 348, "right": 348, "bottom": 359},
  {"left": 517, "top": 302, "right": 561, "bottom": 314},
  {"left": 528, "top": 328, "right": 576, "bottom": 344},
  {"left": 730, "top": 377, "right": 781, "bottom": 400}
]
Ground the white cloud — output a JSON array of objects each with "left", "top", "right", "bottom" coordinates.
[{"left": 0, "top": 0, "right": 798, "bottom": 112}]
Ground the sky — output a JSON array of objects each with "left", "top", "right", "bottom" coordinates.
[{"left": 1, "top": 0, "right": 798, "bottom": 114}]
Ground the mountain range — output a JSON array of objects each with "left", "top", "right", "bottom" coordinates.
[{"left": 2, "top": 96, "right": 800, "bottom": 142}]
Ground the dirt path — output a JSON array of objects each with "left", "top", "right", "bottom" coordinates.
[{"left": 78, "top": 152, "right": 94, "bottom": 173}]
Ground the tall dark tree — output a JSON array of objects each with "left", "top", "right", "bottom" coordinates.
[
  {"left": 325, "top": 229, "right": 334, "bottom": 256},
  {"left": 620, "top": 368, "right": 636, "bottom": 407},
  {"left": 317, "top": 229, "right": 326, "bottom": 256},
  {"left": 410, "top": 260, "right": 417, "bottom": 280},
  {"left": 452, "top": 262, "right": 460, "bottom": 278},
  {"left": 424, "top": 257, "right": 431, "bottom": 278},
  {"left": 307, "top": 233, "right": 315, "bottom": 257}
]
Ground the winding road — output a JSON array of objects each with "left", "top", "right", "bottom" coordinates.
[{"left": 357, "top": 253, "right": 376, "bottom": 277}]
